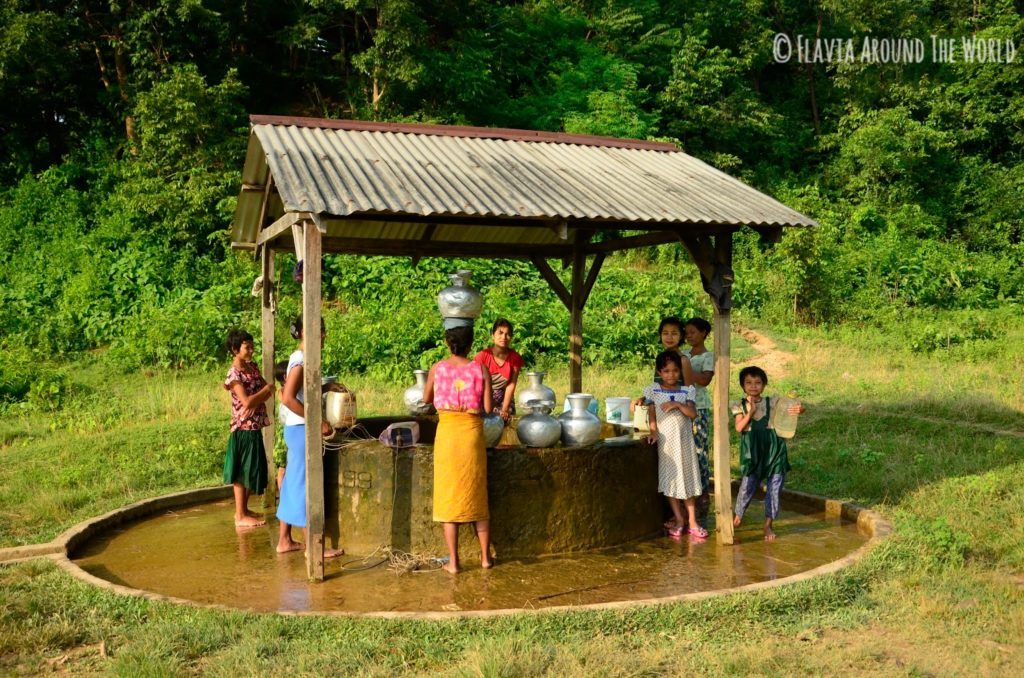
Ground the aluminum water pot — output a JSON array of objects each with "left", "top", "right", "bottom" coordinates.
[
  {"left": 482, "top": 412, "right": 505, "bottom": 448},
  {"left": 516, "top": 399, "right": 561, "bottom": 448},
  {"left": 403, "top": 369, "right": 435, "bottom": 416},
  {"left": 437, "top": 269, "right": 482, "bottom": 319},
  {"left": 516, "top": 371, "right": 556, "bottom": 411},
  {"left": 558, "top": 393, "right": 602, "bottom": 447}
]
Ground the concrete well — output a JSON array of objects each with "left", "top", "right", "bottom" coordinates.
[{"left": 325, "top": 416, "right": 660, "bottom": 558}]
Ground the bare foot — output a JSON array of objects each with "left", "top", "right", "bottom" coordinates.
[
  {"left": 235, "top": 515, "right": 266, "bottom": 528},
  {"left": 245, "top": 509, "right": 264, "bottom": 519},
  {"left": 325, "top": 548, "right": 345, "bottom": 559},
  {"left": 442, "top": 562, "right": 461, "bottom": 574},
  {"left": 481, "top": 558, "right": 494, "bottom": 569},
  {"left": 276, "top": 540, "right": 303, "bottom": 553},
  {"left": 764, "top": 526, "right": 777, "bottom": 541},
  {"left": 733, "top": 514, "right": 742, "bottom": 528}
]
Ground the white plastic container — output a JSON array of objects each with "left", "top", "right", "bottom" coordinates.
[
  {"left": 605, "top": 397, "right": 632, "bottom": 425},
  {"left": 633, "top": 404, "right": 651, "bottom": 433},
  {"left": 324, "top": 390, "right": 357, "bottom": 428}
]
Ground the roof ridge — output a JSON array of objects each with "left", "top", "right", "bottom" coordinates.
[{"left": 248, "top": 115, "right": 681, "bottom": 153}]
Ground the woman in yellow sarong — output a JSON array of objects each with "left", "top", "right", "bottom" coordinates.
[{"left": 422, "top": 325, "right": 493, "bottom": 573}]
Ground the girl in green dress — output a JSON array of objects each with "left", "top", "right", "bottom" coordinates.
[{"left": 731, "top": 366, "right": 804, "bottom": 541}]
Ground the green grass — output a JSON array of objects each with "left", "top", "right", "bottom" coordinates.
[{"left": 1, "top": 323, "right": 1023, "bottom": 674}]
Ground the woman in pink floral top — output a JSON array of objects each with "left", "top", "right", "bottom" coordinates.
[
  {"left": 422, "top": 325, "right": 493, "bottom": 574},
  {"left": 223, "top": 329, "right": 275, "bottom": 528}
]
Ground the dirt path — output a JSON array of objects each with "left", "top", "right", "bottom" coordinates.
[{"left": 734, "top": 325, "right": 795, "bottom": 379}]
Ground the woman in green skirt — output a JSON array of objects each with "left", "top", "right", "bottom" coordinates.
[{"left": 223, "top": 329, "right": 275, "bottom": 528}]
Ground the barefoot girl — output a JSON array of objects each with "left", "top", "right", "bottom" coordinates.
[
  {"left": 474, "top": 318, "right": 524, "bottom": 422},
  {"left": 644, "top": 351, "right": 707, "bottom": 540},
  {"left": 731, "top": 366, "right": 805, "bottom": 541},
  {"left": 223, "top": 329, "right": 275, "bottom": 528},
  {"left": 683, "top": 317, "right": 714, "bottom": 525},
  {"left": 276, "top": 315, "right": 344, "bottom": 557},
  {"left": 423, "top": 325, "right": 494, "bottom": 573}
]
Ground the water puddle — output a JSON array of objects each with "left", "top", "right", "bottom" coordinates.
[{"left": 73, "top": 497, "right": 867, "bottom": 613}]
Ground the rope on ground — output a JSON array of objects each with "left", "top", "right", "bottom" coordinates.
[{"left": 337, "top": 545, "right": 445, "bottom": 574}]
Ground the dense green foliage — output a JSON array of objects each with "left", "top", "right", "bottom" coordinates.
[{"left": 1, "top": 1, "right": 1022, "bottom": 388}]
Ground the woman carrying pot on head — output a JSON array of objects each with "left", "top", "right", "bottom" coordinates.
[
  {"left": 422, "top": 324, "right": 494, "bottom": 574},
  {"left": 473, "top": 318, "right": 524, "bottom": 422}
]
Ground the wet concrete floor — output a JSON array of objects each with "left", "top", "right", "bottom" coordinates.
[{"left": 73, "top": 497, "right": 867, "bottom": 613}]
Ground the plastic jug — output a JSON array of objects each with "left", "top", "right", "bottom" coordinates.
[
  {"left": 633, "top": 404, "right": 651, "bottom": 433},
  {"left": 773, "top": 390, "right": 800, "bottom": 439}
]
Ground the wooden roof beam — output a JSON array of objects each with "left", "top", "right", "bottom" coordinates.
[
  {"left": 320, "top": 236, "right": 566, "bottom": 260},
  {"left": 256, "top": 212, "right": 313, "bottom": 247}
]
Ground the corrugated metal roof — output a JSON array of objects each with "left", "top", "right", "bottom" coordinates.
[{"left": 231, "top": 116, "right": 815, "bottom": 248}]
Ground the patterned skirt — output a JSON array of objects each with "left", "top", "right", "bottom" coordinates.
[{"left": 693, "top": 408, "right": 710, "bottom": 494}]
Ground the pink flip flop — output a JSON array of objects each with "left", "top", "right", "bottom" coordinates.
[
  {"left": 666, "top": 524, "right": 687, "bottom": 539},
  {"left": 689, "top": 526, "right": 709, "bottom": 540}
]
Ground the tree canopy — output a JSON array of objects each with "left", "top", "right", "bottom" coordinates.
[{"left": 1, "top": 0, "right": 1021, "bottom": 378}]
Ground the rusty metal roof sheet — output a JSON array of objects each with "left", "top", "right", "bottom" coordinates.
[{"left": 232, "top": 116, "right": 815, "bottom": 248}]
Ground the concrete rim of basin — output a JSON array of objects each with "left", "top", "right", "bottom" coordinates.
[{"left": 40, "top": 484, "right": 892, "bottom": 620}]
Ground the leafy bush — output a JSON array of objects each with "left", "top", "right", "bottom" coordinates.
[{"left": 0, "top": 344, "right": 71, "bottom": 410}]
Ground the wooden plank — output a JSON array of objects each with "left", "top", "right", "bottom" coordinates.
[
  {"left": 257, "top": 212, "right": 312, "bottom": 247},
  {"left": 302, "top": 221, "right": 325, "bottom": 581},
  {"left": 587, "top": 230, "right": 683, "bottom": 254},
  {"left": 531, "top": 257, "right": 572, "bottom": 310},
  {"left": 260, "top": 248, "right": 277, "bottom": 509},
  {"left": 711, "top": 232, "right": 735, "bottom": 546},
  {"left": 569, "top": 245, "right": 585, "bottom": 394},
  {"left": 581, "top": 253, "right": 605, "bottom": 306},
  {"left": 322, "top": 236, "right": 569, "bottom": 260},
  {"left": 256, "top": 174, "right": 274, "bottom": 232}
]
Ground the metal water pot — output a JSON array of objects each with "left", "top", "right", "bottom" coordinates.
[
  {"left": 437, "top": 270, "right": 482, "bottom": 319},
  {"left": 403, "top": 369, "right": 435, "bottom": 416},
  {"left": 558, "top": 393, "right": 602, "bottom": 447},
  {"left": 482, "top": 412, "right": 505, "bottom": 448},
  {"left": 516, "top": 399, "right": 561, "bottom": 448},
  {"left": 516, "top": 371, "right": 556, "bottom": 411}
]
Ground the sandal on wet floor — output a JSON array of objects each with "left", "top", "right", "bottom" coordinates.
[
  {"left": 666, "top": 524, "right": 686, "bottom": 539},
  {"left": 689, "top": 526, "right": 709, "bottom": 540}
]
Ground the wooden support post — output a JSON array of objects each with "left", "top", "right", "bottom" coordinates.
[
  {"left": 712, "top": 232, "right": 735, "bottom": 545},
  {"left": 569, "top": 244, "right": 585, "bottom": 394},
  {"left": 302, "top": 221, "right": 325, "bottom": 581},
  {"left": 260, "top": 247, "right": 277, "bottom": 509}
]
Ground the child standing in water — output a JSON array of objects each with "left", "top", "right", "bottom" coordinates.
[
  {"left": 644, "top": 351, "right": 707, "bottom": 540},
  {"left": 732, "top": 366, "right": 805, "bottom": 541},
  {"left": 683, "top": 317, "right": 714, "bottom": 525},
  {"left": 276, "top": 315, "right": 344, "bottom": 557},
  {"left": 223, "top": 329, "right": 274, "bottom": 528}
]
